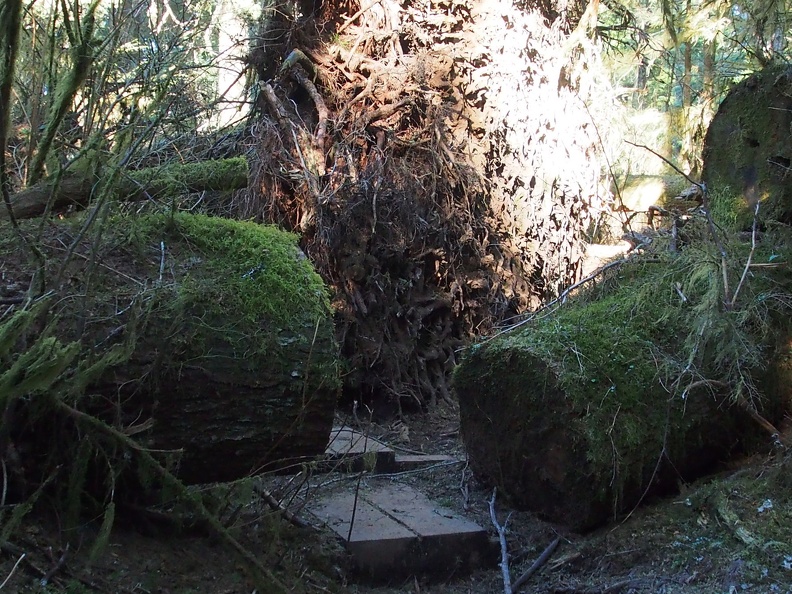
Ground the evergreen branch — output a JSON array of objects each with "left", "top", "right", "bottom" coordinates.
[{"left": 55, "top": 400, "right": 291, "bottom": 594}]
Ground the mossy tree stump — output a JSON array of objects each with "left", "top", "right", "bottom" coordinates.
[
  {"left": 2, "top": 213, "right": 339, "bottom": 485},
  {"left": 455, "top": 249, "right": 790, "bottom": 531}
]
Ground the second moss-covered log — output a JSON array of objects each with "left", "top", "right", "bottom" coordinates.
[{"left": 456, "top": 246, "right": 791, "bottom": 531}]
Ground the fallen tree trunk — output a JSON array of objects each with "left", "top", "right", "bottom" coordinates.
[
  {"left": 456, "top": 247, "right": 791, "bottom": 531},
  {"left": 2, "top": 212, "right": 339, "bottom": 486},
  {"left": 1, "top": 157, "right": 248, "bottom": 220}
]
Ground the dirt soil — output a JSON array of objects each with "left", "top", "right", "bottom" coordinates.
[{"left": 2, "top": 399, "right": 791, "bottom": 594}]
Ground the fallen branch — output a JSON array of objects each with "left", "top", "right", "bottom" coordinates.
[
  {"left": 511, "top": 536, "right": 560, "bottom": 591},
  {"left": 1, "top": 158, "right": 249, "bottom": 220},
  {"left": 489, "top": 488, "right": 512, "bottom": 594}
]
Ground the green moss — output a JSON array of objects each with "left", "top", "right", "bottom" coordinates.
[
  {"left": 460, "top": 237, "right": 792, "bottom": 521},
  {"left": 123, "top": 212, "right": 329, "bottom": 329},
  {"left": 126, "top": 158, "right": 249, "bottom": 199}
]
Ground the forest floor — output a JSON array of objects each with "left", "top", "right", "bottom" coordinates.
[{"left": 2, "top": 399, "right": 791, "bottom": 594}]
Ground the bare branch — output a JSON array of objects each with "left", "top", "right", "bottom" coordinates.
[{"left": 489, "top": 488, "right": 513, "bottom": 594}]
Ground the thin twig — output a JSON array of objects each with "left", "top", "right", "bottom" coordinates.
[
  {"left": 730, "top": 202, "right": 759, "bottom": 308},
  {"left": 489, "top": 488, "right": 512, "bottom": 594},
  {"left": 0, "top": 552, "right": 25, "bottom": 590}
]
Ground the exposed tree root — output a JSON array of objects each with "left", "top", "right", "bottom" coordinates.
[{"left": 240, "top": 0, "right": 607, "bottom": 412}]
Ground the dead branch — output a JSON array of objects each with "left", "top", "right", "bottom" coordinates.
[
  {"left": 511, "top": 537, "right": 560, "bottom": 591},
  {"left": 489, "top": 488, "right": 512, "bottom": 594}
]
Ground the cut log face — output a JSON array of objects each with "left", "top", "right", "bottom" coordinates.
[
  {"left": 1, "top": 213, "right": 339, "bottom": 485},
  {"left": 703, "top": 66, "right": 792, "bottom": 227},
  {"left": 455, "top": 255, "right": 790, "bottom": 531},
  {"left": 99, "top": 315, "right": 338, "bottom": 484}
]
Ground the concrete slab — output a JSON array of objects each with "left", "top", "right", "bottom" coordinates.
[{"left": 308, "top": 482, "right": 495, "bottom": 582}]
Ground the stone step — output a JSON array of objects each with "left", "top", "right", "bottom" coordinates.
[
  {"left": 325, "top": 427, "right": 461, "bottom": 473},
  {"left": 393, "top": 453, "right": 457, "bottom": 471},
  {"left": 325, "top": 427, "right": 396, "bottom": 472},
  {"left": 308, "top": 482, "right": 495, "bottom": 582}
]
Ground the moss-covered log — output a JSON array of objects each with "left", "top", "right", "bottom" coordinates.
[
  {"left": 703, "top": 66, "right": 792, "bottom": 227},
  {"left": 1, "top": 213, "right": 339, "bottom": 485},
  {"left": 456, "top": 247, "right": 791, "bottom": 531},
  {"left": 1, "top": 158, "right": 248, "bottom": 220}
]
